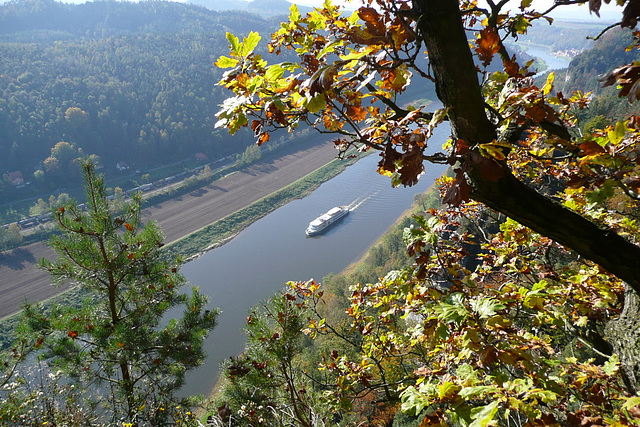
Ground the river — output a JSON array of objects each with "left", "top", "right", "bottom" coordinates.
[
  {"left": 521, "top": 45, "right": 572, "bottom": 71},
  {"left": 179, "top": 131, "right": 448, "bottom": 397},
  {"left": 179, "top": 47, "right": 570, "bottom": 398}
]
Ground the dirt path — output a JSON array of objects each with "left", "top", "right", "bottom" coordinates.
[{"left": 0, "top": 140, "right": 338, "bottom": 319}]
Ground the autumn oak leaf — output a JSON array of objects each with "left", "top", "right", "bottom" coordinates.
[
  {"left": 377, "top": 143, "right": 402, "bottom": 175},
  {"left": 599, "top": 63, "right": 640, "bottom": 102},
  {"left": 443, "top": 169, "right": 472, "bottom": 206},
  {"left": 358, "top": 7, "right": 386, "bottom": 37},
  {"left": 475, "top": 27, "right": 501, "bottom": 67},
  {"left": 397, "top": 145, "right": 425, "bottom": 187}
]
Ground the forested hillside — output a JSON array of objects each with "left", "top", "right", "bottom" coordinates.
[
  {"left": 0, "top": 0, "right": 281, "bottom": 204},
  {"left": 554, "top": 28, "right": 640, "bottom": 124}
]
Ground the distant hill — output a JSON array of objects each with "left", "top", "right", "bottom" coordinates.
[
  {"left": 0, "top": 0, "right": 280, "bottom": 41},
  {"left": 552, "top": 27, "right": 640, "bottom": 124},
  {"left": 187, "top": 0, "right": 313, "bottom": 17},
  {"left": 0, "top": 0, "right": 287, "bottom": 207},
  {"left": 557, "top": 28, "right": 639, "bottom": 94}
]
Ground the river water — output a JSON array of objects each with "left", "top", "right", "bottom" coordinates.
[
  {"left": 522, "top": 45, "right": 572, "bottom": 71},
  {"left": 180, "top": 130, "right": 448, "bottom": 397},
  {"left": 179, "top": 47, "right": 570, "bottom": 398}
]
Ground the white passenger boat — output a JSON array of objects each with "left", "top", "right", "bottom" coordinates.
[{"left": 305, "top": 206, "right": 349, "bottom": 236}]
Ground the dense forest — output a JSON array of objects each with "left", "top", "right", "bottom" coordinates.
[{"left": 0, "top": 0, "right": 285, "bottom": 206}]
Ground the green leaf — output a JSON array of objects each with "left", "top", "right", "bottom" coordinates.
[
  {"left": 265, "top": 64, "right": 285, "bottom": 82},
  {"left": 623, "top": 395, "right": 640, "bottom": 411},
  {"left": 527, "top": 388, "right": 558, "bottom": 404},
  {"left": 305, "top": 93, "right": 326, "bottom": 113},
  {"left": 438, "top": 381, "right": 461, "bottom": 400},
  {"left": 435, "top": 293, "right": 468, "bottom": 325},
  {"left": 289, "top": 3, "right": 301, "bottom": 23},
  {"left": 470, "top": 297, "right": 505, "bottom": 319},
  {"left": 603, "top": 354, "right": 619, "bottom": 376},
  {"left": 512, "top": 15, "right": 530, "bottom": 34},
  {"left": 459, "top": 385, "right": 499, "bottom": 399},
  {"left": 226, "top": 32, "right": 241, "bottom": 56},
  {"left": 242, "top": 31, "right": 262, "bottom": 57},
  {"left": 400, "top": 386, "right": 430, "bottom": 416},
  {"left": 215, "top": 56, "right": 239, "bottom": 69},
  {"left": 469, "top": 401, "right": 499, "bottom": 427},
  {"left": 531, "top": 280, "right": 547, "bottom": 292},
  {"left": 608, "top": 120, "right": 626, "bottom": 146},
  {"left": 457, "top": 364, "right": 480, "bottom": 385}
]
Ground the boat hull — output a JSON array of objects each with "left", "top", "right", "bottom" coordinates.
[{"left": 305, "top": 206, "right": 349, "bottom": 236}]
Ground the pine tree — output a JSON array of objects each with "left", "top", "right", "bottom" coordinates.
[{"left": 16, "top": 160, "right": 218, "bottom": 425}]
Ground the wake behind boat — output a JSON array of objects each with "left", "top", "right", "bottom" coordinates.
[{"left": 305, "top": 206, "right": 349, "bottom": 236}]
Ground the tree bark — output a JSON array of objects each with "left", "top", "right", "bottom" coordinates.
[
  {"left": 415, "top": 0, "right": 640, "bottom": 295},
  {"left": 606, "top": 286, "right": 640, "bottom": 394}
]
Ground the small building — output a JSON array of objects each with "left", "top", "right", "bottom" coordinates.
[
  {"left": 116, "top": 161, "right": 130, "bottom": 171},
  {"left": 8, "top": 171, "right": 24, "bottom": 188},
  {"left": 195, "top": 153, "right": 209, "bottom": 162}
]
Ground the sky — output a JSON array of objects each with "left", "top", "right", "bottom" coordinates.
[{"left": 0, "top": 0, "right": 623, "bottom": 22}]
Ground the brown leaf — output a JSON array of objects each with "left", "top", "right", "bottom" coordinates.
[
  {"left": 579, "top": 140, "right": 606, "bottom": 156},
  {"left": 624, "top": 176, "right": 640, "bottom": 190},
  {"left": 380, "top": 67, "right": 410, "bottom": 92},
  {"left": 347, "top": 28, "right": 387, "bottom": 46},
  {"left": 68, "top": 331, "right": 78, "bottom": 339},
  {"left": 377, "top": 143, "right": 402, "bottom": 174},
  {"left": 398, "top": 145, "right": 425, "bottom": 186},
  {"left": 475, "top": 27, "right": 501, "bottom": 67},
  {"left": 524, "top": 413, "right": 560, "bottom": 426},
  {"left": 257, "top": 132, "right": 270, "bottom": 146},
  {"left": 469, "top": 150, "right": 505, "bottom": 182},
  {"left": 622, "top": 0, "right": 640, "bottom": 28},
  {"left": 599, "top": 64, "right": 640, "bottom": 102},
  {"left": 628, "top": 114, "right": 640, "bottom": 129},
  {"left": 307, "top": 65, "right": 338, "bottom": 96},
  {"left": 266, "top": 103, "right": 287, "bottom": 126},
  {"left": 589, "top": 0, "right": 603, "bottom": 16},
  {"left": 345, "top": 103, "right": 368, "bottom": 122},
  {"left": 566, "top": 410, "right": 605, "bottom": 426},
  {"left": 504, "top": 56, "right": 521, "bottom": 77},
  {"left": 358, "top": 7, "right": 386, "bottom": 37},
  {"left": 443, "top": 169, "right": 472, "bottom": 206},
  {"left": 418, "top": 411, "right": 447, "bottom": 426}
]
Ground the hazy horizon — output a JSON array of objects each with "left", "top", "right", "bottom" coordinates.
[{"left": 0, "top": 0, "right": 622, "bottom": 21}]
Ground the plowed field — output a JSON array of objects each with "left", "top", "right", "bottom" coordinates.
[{"left": 0, "top": 140, "right": 337, "bottom": 318}]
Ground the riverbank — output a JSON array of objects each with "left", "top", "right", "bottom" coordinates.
[
  {"left": 0, "top": 139, "right": 342, "bottom": 344},
  {"left": 194, "top": 167, "right": 446, "bottom": 422},
  {"left": 165, "top": 153, "right": 361, "bottom": 262}
]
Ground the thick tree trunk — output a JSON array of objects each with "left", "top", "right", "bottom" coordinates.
[
  {"left": 415, "top": 0, "right": 640, "bottom": 295},
  {"left": 606, "top": 286, "right": 640, "bottom": 394}
]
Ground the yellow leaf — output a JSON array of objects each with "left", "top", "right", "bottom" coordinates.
[{"left": 542, "top": 72, "right": 555, "bottom": 96}]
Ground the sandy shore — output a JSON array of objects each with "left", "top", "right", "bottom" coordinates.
[{"left": 0, "top": 140, "right": 338, "bottom": 319}]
